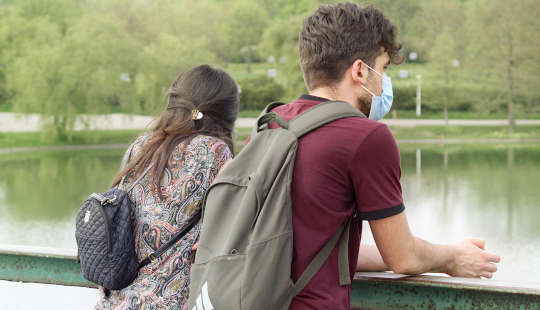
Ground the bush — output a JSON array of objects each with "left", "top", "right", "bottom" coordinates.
[
  {"left": 238, "top": 76, "right": 285, "bottom": 111},
  {"left": 392, "top": 83, "right": 503, "bottom": 113}
]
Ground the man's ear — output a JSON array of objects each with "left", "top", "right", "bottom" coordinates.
[{"left": 351, "top": 59, "right": 369, "bottom": 86}]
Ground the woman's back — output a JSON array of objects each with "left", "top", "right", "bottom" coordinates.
[{"left": 95, "top": 133, "right": 232, "bottom": 310}]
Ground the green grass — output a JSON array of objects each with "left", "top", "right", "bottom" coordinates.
[
  {"left": 238, "top": 110, "right": 262, "bottom": 118},
  {"left": 0, "top": 103, "right": 13, "bottom": 112},
  {"left": 1, "top": 125, "right": 539, "bottom": 150},
  {"left": 0, "top": 130, "right": 142, "bottom": 148},
  {"left": 389, "top": 125, "right": 540, "bottom": 140},
  {"left": 241, "top": 109, "right": 540, "bottom": 120},
  {"left": 391, "top": 110, "right": 540, "bottom": 120}
]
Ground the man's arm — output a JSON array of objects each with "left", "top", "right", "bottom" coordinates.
[
  {"left": 369, "top": 212, "right": 500, "bottom": 278},
  {"left": 356, "top": 244, "right": 389, "bottom": 271}
]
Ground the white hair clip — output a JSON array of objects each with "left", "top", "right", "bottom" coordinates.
[{"left": 191, "top": 109, "right": 204, "bottom": 120}]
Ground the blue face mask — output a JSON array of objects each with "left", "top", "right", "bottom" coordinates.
[{"left": 361, "top": 64, "right": 393, "bottom": 121}]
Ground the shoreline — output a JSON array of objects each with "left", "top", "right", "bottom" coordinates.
[
  {"left": 1, "top": 138, "right": 540, "bottom": 155},
  {"left": 1, "top": 124, "right": 540, "bottom": 150}
]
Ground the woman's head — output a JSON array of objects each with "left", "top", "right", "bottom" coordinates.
[
  {"left": 112, "top": 65, "right": 239, "bottom": 188},
  {"left": 159, "top": 64, "right": 239, "bottom": 142}
]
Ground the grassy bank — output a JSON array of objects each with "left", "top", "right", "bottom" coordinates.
[
  {"left": 238, "top": 109, "right": 540, "bottom": 120},
  {"left": 1, "top": 126, "right": 540, "bottom": 149},
  {"left": 0, "top": 130, "right": 142, "bottom": 148},
  {"left": 235, "top": 126, "right": 540, "bottom": 140},
  {"left": 389, "top": 125, "right": 540, "bottom": 140}
]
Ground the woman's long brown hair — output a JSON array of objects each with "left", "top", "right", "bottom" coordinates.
[{"left": 111, "top": 65, "right": 239, "bottom": 190}]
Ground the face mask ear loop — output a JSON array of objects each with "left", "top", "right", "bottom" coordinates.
[
  {"left": 361, "top": 84, "right": 376, "bottom": 97},
  {"left": 363, "top": 62, "right": 383, "bottom": 78},
  {"left": 361, "top": 61, "right": 384, "bottom": 96},
  {"left": 364, "top": 62, "right": 392, "bottom": 87}
]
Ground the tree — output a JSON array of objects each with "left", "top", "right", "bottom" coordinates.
[
  {"left": 221, "top": 0, "right": 269, "bottom": 63},
  {"left": 6, "top": 13, "right": 141, "bottom": 140},
  {"left": 430, "top": 29, "right": 459, "bottom": 124},
  {"left": 135, "top": 32, "right": 216, "bottom": 113},
  {"left": 366, "top": 0, "right": 425, "bottom": 61},
  {"left": 421, "top": 0, "right": 466, "bottom": 123},
  {"left": 466, "top": 0, "right": 540, "bottom": 132},
  {"left": 256, "top": 0, "right": 322, "bottom": 18},
  {"left": 258, "top": 14, "right": 306, "bottom": 101}
]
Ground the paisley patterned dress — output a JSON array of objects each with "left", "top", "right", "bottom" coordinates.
[{"left": 95, "top": 134, "right": 232, "bottom": 310}]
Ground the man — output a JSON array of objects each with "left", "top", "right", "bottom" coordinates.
[{"left": 266, "top": 3, "right": 500, "bottom": 309}]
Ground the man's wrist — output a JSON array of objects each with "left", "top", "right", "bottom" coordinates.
[{"left": 441, "top": 244, "right": 457, "bottom": 275}]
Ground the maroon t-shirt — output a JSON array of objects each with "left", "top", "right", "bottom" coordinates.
[{"left": 268, "top": 95, "right": 405, "bottom": 310}]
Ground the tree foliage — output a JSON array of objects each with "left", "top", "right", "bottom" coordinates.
[
  {"left": 465, "top": 0, "right": 540, "bottom": 131},
  {"left": 0, "top": 0, "right": 539, "bottom": 137}
]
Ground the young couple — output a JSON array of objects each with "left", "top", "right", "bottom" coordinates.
[{"left": 96, "top": 3, "right": 499, "bottom": 310}]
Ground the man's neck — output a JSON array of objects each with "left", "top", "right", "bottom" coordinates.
[{"left": 309, "top": 87, "right": 356, "bottom": 108}]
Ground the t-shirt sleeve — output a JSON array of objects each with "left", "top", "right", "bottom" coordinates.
[{"left": 349, "top": 125, "right": 404, "bottom": 220}]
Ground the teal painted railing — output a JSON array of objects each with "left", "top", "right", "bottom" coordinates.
[{"left": 1, "top": 245, "right": 539, "bottom": 309}]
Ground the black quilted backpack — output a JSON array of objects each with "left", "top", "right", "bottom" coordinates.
[{"left": 75, "top": 163, "right": 200, "bottom": 290}]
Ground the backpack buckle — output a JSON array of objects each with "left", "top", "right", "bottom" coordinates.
[
  {"left": 149, "top": 253, "right": 157, "bottom": 262},
  {"left": 101, "top": 195, "right": 117, "bottom": 206}
]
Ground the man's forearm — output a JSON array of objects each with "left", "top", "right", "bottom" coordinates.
[
  {"left": 356, "top": 244, "right": 389, "bottom": 271},
  {"left": 393, "top": 237, "right": 455, "bottom": 275},
  {"left": 370, "top": 212, "right": 499, "bottom": 278}
]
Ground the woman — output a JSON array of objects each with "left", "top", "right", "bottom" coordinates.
[{"left": 95, "top": 65, "right": 238, "bottom": 310}]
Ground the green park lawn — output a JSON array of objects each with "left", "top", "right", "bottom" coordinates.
[
  {"left": 238, "top": 109, "right": 540, "bottom": 120},
  {"left": 3, "top": 125, "right": 539, "bottom": 149},
  {"left": 0, "top": 130, "right": 141, "bottom": 148},
  {"left": 389, "top": 125, "right": 540, "bottom": 140}
]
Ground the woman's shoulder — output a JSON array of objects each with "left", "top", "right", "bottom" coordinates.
[
  {"left": 191, "top": 134, "right": 229, "bottom": 149},
  {"left": 130, "top": 132, "right": 152, "bottom": 153},
  {"left": 134, "top": 132, "right": 152, "bottom": 146},
  {"left": 178, "top": 135, "right": 232, "bottom": 161},
  {"left": 119, "top": 133, "right": 151, "bottom": 169}
]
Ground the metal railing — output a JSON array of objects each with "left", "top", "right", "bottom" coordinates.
[{"left": 1, "top": 245, "right": 539, "bottom": 309}]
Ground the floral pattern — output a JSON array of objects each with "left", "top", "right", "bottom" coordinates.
[{"left": 95, "top": 134, "right": 232, "bottom": 310}]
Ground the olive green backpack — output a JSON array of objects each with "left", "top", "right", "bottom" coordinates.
[{"left": 189, "top": 101, "right": 365, "bottom": 310}]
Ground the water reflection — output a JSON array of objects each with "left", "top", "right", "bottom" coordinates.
[
  {"left": 0, "top": 150, "right": 123, "bottom": 220},
  {"left": 398, "top": 145, "right": 540, "bottom": 240},
  {"left": 0, "top": 145, "right": 539, "bottom": 282},
  {"left": 361, "top": 144, "right": 540, "bottom": 282},
  {"left": 0, "top": 149, "right": 124, "bottom": 249}
]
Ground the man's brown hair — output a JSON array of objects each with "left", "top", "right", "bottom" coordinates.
[{"left": 299, "top": 3, "right": 403, "bottom": 90}]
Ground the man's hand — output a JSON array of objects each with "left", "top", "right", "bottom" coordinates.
[{"left": 446, "top": 238, "right": 500, "bottom": 278}]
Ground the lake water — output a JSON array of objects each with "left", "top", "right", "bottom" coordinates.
[{"left": 1, "top": 144, "right": 540, "bottom": 308}]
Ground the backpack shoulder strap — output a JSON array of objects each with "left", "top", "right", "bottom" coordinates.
[
  {"left": 275, "top": 213, "right": 356, "bottom": 308},
  {"left": 288, "top": 101, "right": 365, "bottom": 138},
  {"left": 250, "top": 101, "right": 287, "bottom": 139},
  {"left": 260, "top": 101, "right": 287, "bottom": 116}
]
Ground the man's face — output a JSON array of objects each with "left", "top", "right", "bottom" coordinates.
[{"left": 356, "top": 51, "right": 390, "bottom": 116}]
